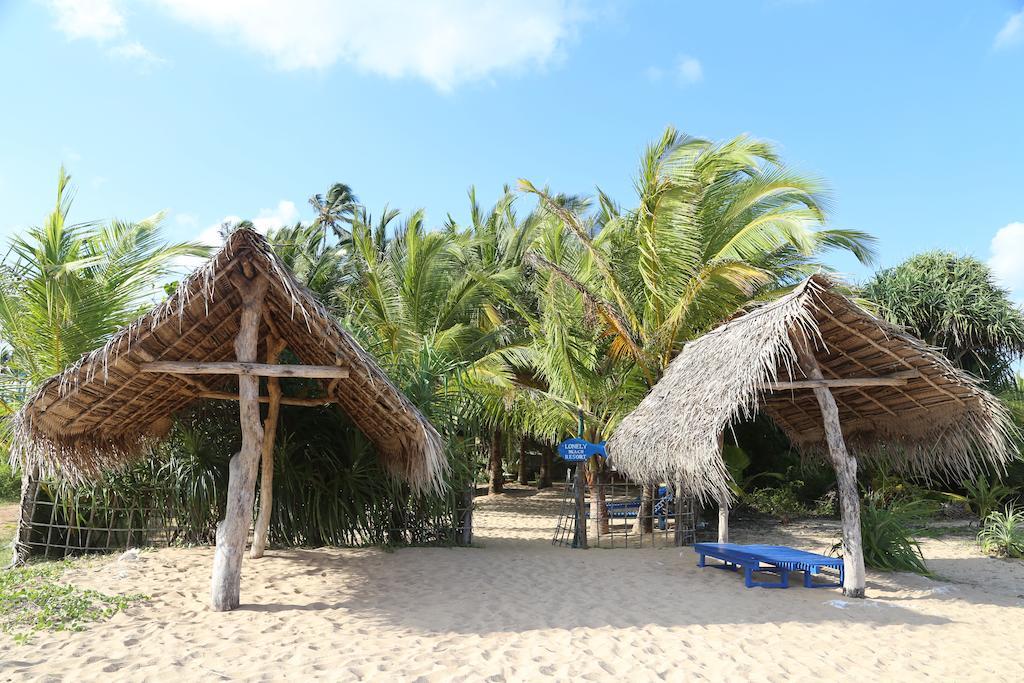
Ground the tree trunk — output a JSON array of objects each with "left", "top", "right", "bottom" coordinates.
[
  {"left": 632, "top": 484, "right": 654, "bottom": 534},
  {"left": 11, "top": 466, "right": 39, "bottom": 566},
  {"left": 536, "top": 444, "right": 552, "bottom": 489},
  {"left": 572, "top": 464, "right": 588, "bottom": 548},
  {"left": 487, "top": 429, "right": 504, "bottom": 495},
  {"left": 793, "top": 329, "right": 866, "bottom": 598},
  {"left": 210, "top": 273, "right": 268, "bottom": 612},
  {"left": 715, "top": 431, "right": 729, "bottom": 543},
  {"left": 717, "top": 496, "right": 730, "bottom": 543},
  {"left": 517, "top": 438, "right": 529, "bottom": 485},
  {"left": 587, "top": 462, "right": 609, "bottom": 537},
  {"left": 250, "top": 337, "right": 287, "bottom": 559}
]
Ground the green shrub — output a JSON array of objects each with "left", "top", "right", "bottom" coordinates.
[
  {"left": 0, "top": 460, "right": 20, "bottom": 503},
  {"left": 742, "top": 486, "right": 809, "bottom": 522},
  {"left": 956, "top": 474, "right": 1014, "bottom": 520},
  {"left": 849, "top": 491, "right": 933, "bottom": 574},
  {"left": 977, "top": 504, "right": 1024, "bottom": 558}
]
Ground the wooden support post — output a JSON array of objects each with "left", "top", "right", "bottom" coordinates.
[
  {"left": 572, "top": 464, "right": 588, "bottom": 549},
  {"left": 250, "top": 336, "right": 287, "bottom": 559},
  {"left": 210, "top": 273, "right": 268, "bottom": 611},
  {"left": 716, "top": 432, "right": 729, "bottom": 544},
  {"left": 792, "top": 329, "right": 867, "bottom": 598},
  {"left": 673, "top": 482, "right": 685, "bottom": 546}
]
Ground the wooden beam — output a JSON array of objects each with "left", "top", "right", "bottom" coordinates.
[
  {"left": 816, "top": 308, "right": 964, "bottom": 406},
  {"left": 762, "top": 370, "right": 920, "bottom": 391},
  {"left": 140, "top": 361, "right": 350, "bottom": 379},
  {"left": 198, "top": 391, "right": 335, "bottom": 407}
]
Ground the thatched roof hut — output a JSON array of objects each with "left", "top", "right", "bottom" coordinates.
[
  {"left": 11, "top": 228, "right": 445, "bottom": 492},
  {"left": 11, "top": 227, "right": 448, "bottom": 609},
  {"left": 609, "top": 275, "right": 1016, "bottom": 501},
  {"left": 608, "top": 275, "right": 1017, "bottom": 596}
]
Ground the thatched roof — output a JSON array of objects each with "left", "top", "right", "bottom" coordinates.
[
  {"left": 10, "top": 228, "right": 446, "bottom": 493},
  {"left": 608, "top": 275, "right": 1018, "bottom": 502}
]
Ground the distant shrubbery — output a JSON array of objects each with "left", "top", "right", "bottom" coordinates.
[{"left": 0, "top": 461, "right": 19, "bottom": 503}]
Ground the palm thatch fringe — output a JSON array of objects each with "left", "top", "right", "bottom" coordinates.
[
  {"left": 10, "top": 228, "right": 447, "bottom": 494},
  {"left": 607, "top": 275, "right": 1018, "bottom": 503}
]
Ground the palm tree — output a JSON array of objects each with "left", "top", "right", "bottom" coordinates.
[
  {"left": 334, "top": 204, "right": 523, "bottom": 491},
  {"left": 309, "top": 182, "right": 359, "bottom": 241},
  {"left": 515, "top": 128, "right": 877, "bottom": 531},
  {"left": 0, "top": 167, "right": 206, "bottom": 399},
  {"left": 0, "top": 167, "right": 206, "bottom": 563}
]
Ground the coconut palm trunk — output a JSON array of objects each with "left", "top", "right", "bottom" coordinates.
[
  {"left": 586, "top": 458, "right": 610, "bottom": 537},
  {"left": 488, "top": 429, "right": 504, "bottom": 494},
  {"left": 517, "top": 438, "right": 529, "bottom": 485},
  {"left": 537, "top": 444, "right": 553, "bottom": 489},
  {"left": 632, "top": 484, "right": 655, "bottom": 534}
]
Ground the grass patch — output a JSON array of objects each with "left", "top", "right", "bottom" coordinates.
[{"left": 0, "top": 560, "right": 147, "bottom": 644}]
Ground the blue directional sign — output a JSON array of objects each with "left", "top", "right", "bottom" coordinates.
[{"left": 557, "top": 437, "right": 607, "bottom": 461}]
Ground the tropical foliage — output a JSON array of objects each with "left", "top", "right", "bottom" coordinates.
[
  {"left": 4, "top": 126, "right": 1022, "bottom": 560},
  {"left": 0, "top": 167, "right": 205, "bottom": 425},
  {"left": 849, "top": 491, "right": 934, "bottom": 574},
  {"left": 863, "top": 251, "right": 1024, "bottom": 389},
  {"left": 977, "top": 504, "right": 1024, "bottom": 558}
]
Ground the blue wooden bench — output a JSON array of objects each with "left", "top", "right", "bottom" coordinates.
[{"left": 694, "top": 543, "right": 844, "bottom": 589}]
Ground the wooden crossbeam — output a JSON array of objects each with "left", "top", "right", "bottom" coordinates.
[
  {"left": 140, "top": 361, "right": 350, "bottom": 379},
  {"left": 198, "top": 390, "right": 335, "bottom": 407},
  {"left": 762, "top": 370, "right": 920, "bottom": 391}
]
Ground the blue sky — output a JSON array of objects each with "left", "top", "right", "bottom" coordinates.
[{"left": 2, "top": 1, "right": 1023, "bottom": 297}]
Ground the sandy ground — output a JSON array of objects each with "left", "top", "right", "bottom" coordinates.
[{"left": 2, "top": 486, "right": 1023, "bottom": 681}]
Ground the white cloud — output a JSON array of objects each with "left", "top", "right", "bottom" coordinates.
[
  {"left": 174, "top": 212, "right": 199, "bottom": 229},
  {"left": 46, "top": 0, "right": 125, "bottom": 41},
  {"left": 646, "top": 55, "right": 703, "bottom": 86},
  {"left": 995, "top": 10, "right": 1024, "bottom": 49},
  {"left": 989, "top": 222, "right": 1024, "bottom": 301},
  {"left": 46, "top": 1, "right": 167, "bottom": 70},
  {"left": 676, "top": 55, "right": 703, "bottom": 84},
  {"left": 51, "top": 0, "right": 582, "bottom": 91},
  {"left": 108, "top": 41, "right": 168, "bottom": 71},
  {"left": 174, "top": 200, "right": 300, "bottom": 272}
]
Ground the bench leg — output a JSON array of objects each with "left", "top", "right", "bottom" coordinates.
[
  {"left": 698, "top": 553, "right": 706, "bottom": 568},
  {"left": 744, "top": 565, "right": 754, "bottom": 588}
]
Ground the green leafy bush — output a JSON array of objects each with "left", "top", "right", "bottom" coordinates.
[
  {"left": 977, "top": 504, "right": 1024, "bottom": 558},
  {"left": 851, "top": 491, "right": 933, "bottom": 574},
  {"left": 0, "top": 460, "right": 20, "bottom": 503},
  {"left": 948, "top": 474, "right": 1015, "bottom": 520},
  {"left": 0, "top": 561, "right": 146, "bottom": 643},
  {"left": 742, "top": 486, "right": 809, "bottom": 522}
]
